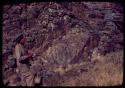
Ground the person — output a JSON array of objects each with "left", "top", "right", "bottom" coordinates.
[{"left": 14, "top": 33, "right": 35, "bottom": 86}]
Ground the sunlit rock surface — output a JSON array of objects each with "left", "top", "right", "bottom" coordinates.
[{"left": 2, "top": 2, "right": 123, "bottom": 86}]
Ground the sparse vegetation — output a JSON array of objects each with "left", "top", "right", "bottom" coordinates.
[{"left": 2, "top": 2, "right": 123, "bottom": 86}]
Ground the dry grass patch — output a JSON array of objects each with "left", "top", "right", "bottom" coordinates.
[{"left": 60, "top": 50, "right": 123, "bottom": 86}]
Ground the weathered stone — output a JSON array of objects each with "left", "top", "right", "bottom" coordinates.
[
  {"left": 2, "top": 2, "right": 123, "bottom": 86},
  {"left": 7, "top": 56, "right": 16, "bottom": 68},
  {"left": 44, "top": 31, "right": 89, "bottom": 65}
]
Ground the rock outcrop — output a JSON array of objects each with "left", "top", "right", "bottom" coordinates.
[{"left": 2, "top": 2, "right": 123, "bottom": 86}]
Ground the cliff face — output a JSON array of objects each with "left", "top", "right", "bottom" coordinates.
[{"left": 2, "top": 2, "right": 123, "bottom": 86}]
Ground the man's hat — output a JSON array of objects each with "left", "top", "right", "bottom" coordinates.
[{"left": 14, "top": 33, "right": 24, "bottom": 43}]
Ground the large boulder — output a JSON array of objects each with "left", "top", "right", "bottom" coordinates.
[{"left": 43, "top": 31, "right": 89, "bottom": 65}]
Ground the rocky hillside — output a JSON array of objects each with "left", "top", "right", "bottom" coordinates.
[{"left": 2, "top": 2, "right": 123, "bottom": 86}]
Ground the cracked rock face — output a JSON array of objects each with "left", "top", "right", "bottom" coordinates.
[
  {"left": 44, "top": 31, "right": 89, "bottom": 65},
  {"left": 2, "top": 2, "right": 123, "bottom": 86}
]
